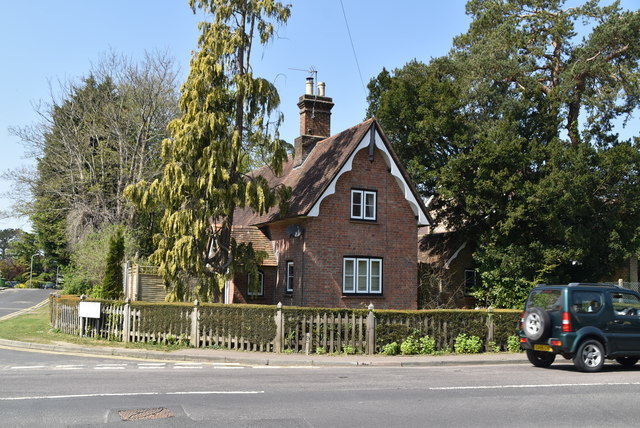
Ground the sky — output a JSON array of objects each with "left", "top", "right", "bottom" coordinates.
[{"left": 1, "top": 0, "right": 638, "bottom": 232}]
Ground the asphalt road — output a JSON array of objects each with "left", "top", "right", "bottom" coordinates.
[
  {"left": 0, "top": 288, "right": 51, "bottom": 319},
  {"left": 1, "top": 346, "right": 640, "bottom": 427}
]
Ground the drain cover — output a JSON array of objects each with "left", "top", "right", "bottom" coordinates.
[{"left": 118, "top": 408, "right": 174, "bottom": 421}]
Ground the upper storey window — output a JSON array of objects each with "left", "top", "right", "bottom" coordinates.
[{"left": 351, "top": 189, "right": 376, "bottom": 221}]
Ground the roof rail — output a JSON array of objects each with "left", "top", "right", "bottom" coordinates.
[{"left": 567, "top": 282, "right": 622, "bottom": 288}]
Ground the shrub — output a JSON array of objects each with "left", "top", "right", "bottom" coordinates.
[
  {"left": 400, "top": 336, "right": 420, "bottom": 355},
  {"left": 454, "top": 333, "right": 482, "bottom": 354},
  {"left": 419, "top": 335, "right": 437, "bottom": 354},
  {"left": 382, "top": 342, "right": 399, "bottom": 355},
  {"left": 376, "top": 324, "right": 415, "bottom": 349},
  {"left": 507, "top": 335, "right": 522, "bottom": 353},
  {"left": 343, "top": 345, "right": 356, "bottom": 355}
]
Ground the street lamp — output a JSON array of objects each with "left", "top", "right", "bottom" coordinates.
[{"left": 29, "top": 251, "right": 44, "bottom": 289}]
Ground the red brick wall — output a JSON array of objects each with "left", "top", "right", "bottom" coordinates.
[
  {"left": 269, "top": 147, "right": 418, "bottom": 309},
  {"left": 229, "top": 266, "right": 276, "bottom": 304}
]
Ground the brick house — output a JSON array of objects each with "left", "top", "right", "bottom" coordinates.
[{"left": 227, "top": 79, "right": 429, "bottom": 310}]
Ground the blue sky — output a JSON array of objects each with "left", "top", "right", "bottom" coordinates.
[{"left": 0, "top": 0, "right": 637, "bottom": 231}]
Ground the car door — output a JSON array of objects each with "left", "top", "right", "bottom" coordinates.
[{"left": 606, "top": 291, "right": 640, "bottom": 354}]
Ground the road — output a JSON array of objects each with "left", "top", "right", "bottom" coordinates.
[
  {"left": 1, "top": 346, "right": 640, "bottom": 427},
  {"left": 0, "top": 288, "right": 51, "bottom": 319}
]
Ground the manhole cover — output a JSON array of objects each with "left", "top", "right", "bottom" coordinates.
[{"left": 118, "top": 408, "right": 174, "bottom": 421}]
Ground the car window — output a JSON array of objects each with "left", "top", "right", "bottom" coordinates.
[
  {"left": 610, "top": 292, "right": 640, "bottom": 317},
  {"left": 572, "top": 291, "right": 604, "bottom": 314},
  {"left": 527, "top": 289, "right": 562, "bottom": 312}
]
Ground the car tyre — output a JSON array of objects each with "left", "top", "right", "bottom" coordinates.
[
  {"left": 573, "top": 340, "right": 605, "bottom": 372},
  {"left": 616, "top": 357, "right": 638, "bottom": 368},
  {"left": 523, "top": 308, "right": 551, "bottom": 341},
  {"left": 526, "top": 349, "right": 556, "bottom": 368}
]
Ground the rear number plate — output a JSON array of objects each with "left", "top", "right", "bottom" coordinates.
[{"left": 534, "top": 344, "right": 552, "bottom": 352}]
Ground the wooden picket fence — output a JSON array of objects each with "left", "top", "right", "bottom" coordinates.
[{"left": 49, "top": 295, "right": 519, "bottom": 354}]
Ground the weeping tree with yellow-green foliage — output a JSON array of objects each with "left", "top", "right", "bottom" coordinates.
[{"left": 126, "top": 0, "right": 291, "bottom": 302}]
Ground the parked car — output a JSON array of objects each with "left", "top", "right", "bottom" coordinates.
[
  {"left": 520, "top": 282, "right": 640, "bottom": 372},
  {"left": 43, "top": 282, "right": 56, "bottom": 289}
]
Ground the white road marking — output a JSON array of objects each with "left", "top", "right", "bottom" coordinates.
[
  {"left": 429, "top": 382, "right": 640, "bottom": 391},
  {"left": 138, "top": 363, "right": 166, "bottom": 370},
  {"left": 0, "top": 391, "right": 265, "bottom": 401},
  {"left": 55, "top": 365, "right": 85, "bottom": 370},
  {"left": 173, "top": 363, "right": 203, "bottom": 369},
  {"left": 10, "top": 366, "right": 46, "bottom": 370},
  {"left": 95, "top": 364, "right": 127, "bottom": 370}
]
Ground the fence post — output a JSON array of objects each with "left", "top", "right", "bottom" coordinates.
[
  {"left": 486, "top": 306, "right": 494, "bottom": 351},
  {"left": 366, "top": 303, "right": 376, "bottom": 355},
  {"left": 79, "top": 294, "right": 86, "bottom": 337},
  {"left": 274, "top": 302, "right": 283, "bottom": 353},
  {"left": 123, "top": 298, "right": 131, "bottom": 343},
  {"left": 191, "top": 299, "right": 200, "bottom": 348}
]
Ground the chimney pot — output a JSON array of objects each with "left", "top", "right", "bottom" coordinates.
[
  {"left": 317, "top": 81, "right": 326, "bottom": 97},
  {"left": 305, "top": 77, "right": 314, "bottom": 95}
]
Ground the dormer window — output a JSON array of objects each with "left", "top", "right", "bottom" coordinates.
[{"left": 351, "top": 189, "right": 376, "bottom": 221}]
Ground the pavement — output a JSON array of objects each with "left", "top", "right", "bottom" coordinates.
[
  {"left": 0, "top": 337, "right": 529, "bottom": 368},
  {"left": 0, "top": 290, "right": 529, "bottom": 367}
]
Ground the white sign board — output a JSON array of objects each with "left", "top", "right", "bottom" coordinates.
[{"left": 78, "top": 301, "right": 101, "bottom": 319}]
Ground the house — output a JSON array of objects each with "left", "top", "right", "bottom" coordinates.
[{"left": 227, "top": 78, "right": 429, "bottom": 309}]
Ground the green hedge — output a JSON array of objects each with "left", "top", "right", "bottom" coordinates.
[{"left": 375, "top": 309, "right": 521, "bottom": 352}]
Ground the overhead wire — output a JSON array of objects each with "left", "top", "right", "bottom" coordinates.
[{"left": 339, "top": 0, "right": 368, "bottom": 98}]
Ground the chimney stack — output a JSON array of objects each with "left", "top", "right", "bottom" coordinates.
[{"left": 294, "top": 78, "right": 334, "bottom": 167}]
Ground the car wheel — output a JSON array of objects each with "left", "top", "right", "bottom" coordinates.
[
  {"left": 573, "top": 340, "right": 605, "bottom": 372},
  {"left": 526, "top": 349, "right": 556, "bottom": 368},
  {"left": 523, "top": 308, "right": 551, "bottom": 341},
  {"left": 616, "top": 357, "right": 638, "bottom": 368}
]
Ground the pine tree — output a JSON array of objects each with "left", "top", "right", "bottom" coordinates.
[{"left": 101, "top": 228, "right": 124, "bottom": 300}]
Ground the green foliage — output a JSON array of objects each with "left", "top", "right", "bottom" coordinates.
[
  {"left": 454, "top": 333, "right": 482, "bottom": 354},
  {"left": 10, "top": 53, "right": 178, "bottom": 269},
  {"left": 368, "top": 1, "right": 640, "bottom": 306},
  {"left": 68, "top": 224, "right": 138, "bottom": 294},
  {"left": 419, "top": 335, "right": 437, "bottom": 355},
  {"left": 101, "top": 228, "right": 125, "bottom": 299},
  {"left": 342, "top": 345, "right": 356, "bottom": 355},
  {"left": 382, "top": 342, "right": 399, "bottom": 356},
  {"left": 126, "top": 0, "right": 291, "bottom": 302},
  {"left": 507, "top": 335, "right": 523, "bottom": 353},
  {"left": 400, "top": 335, "right": 420, "bottom": 355},
  {"left": 376, "top": 324, "right": 415, "bottom": 349}
]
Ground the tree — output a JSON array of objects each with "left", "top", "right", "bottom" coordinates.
[
  {"left": 368, "top": 0, "right": 640, "bottom": 307},
  {"left": 0, "top": 229, "right": 20, "bottom": 260},
  {"left": 9, "top": 51, "right": 179, "bottom": 266},
  {"left": 126, "top": 0, "right": 291, "bottom": 302},
  {"left": 101, "top": 228, "right": 125, "bottom": 299}
]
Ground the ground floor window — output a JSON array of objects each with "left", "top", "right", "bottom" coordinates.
[
  {"left": 248, "top": 271, "right": 264, "bottom": 296},
  {"left": 286, "top": 261, "right": 294, "bottom": 293},
  {"left": 343, "top": 257, "right": 382, "bottom": 294}
]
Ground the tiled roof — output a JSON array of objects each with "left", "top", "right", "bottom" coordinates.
[
  {"left": 234, "top": 118, "right": 376, "bottom": 226},
  {"left": 234, "top": 118, "right": 428, "bottom": 227},
  {"left": 231, "top": 226, "right": 277, "bottom": 266}
]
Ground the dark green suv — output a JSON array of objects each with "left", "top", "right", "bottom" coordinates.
[{"left": 520, "top": 283, "right": 640, "bottom": 372}]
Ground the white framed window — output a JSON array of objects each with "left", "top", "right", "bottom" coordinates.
[
  {"left": 247, "top": 271, "right": 264, "bottom": 296},
  {"left": 343, "top": 257, "right": 382, "bottom": 294},
  {"left": 286, "top": 261, "right": 294, "bottom": 293},
  {"left": 351, "top": 189, "right": 376, "bottom": 221}
]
